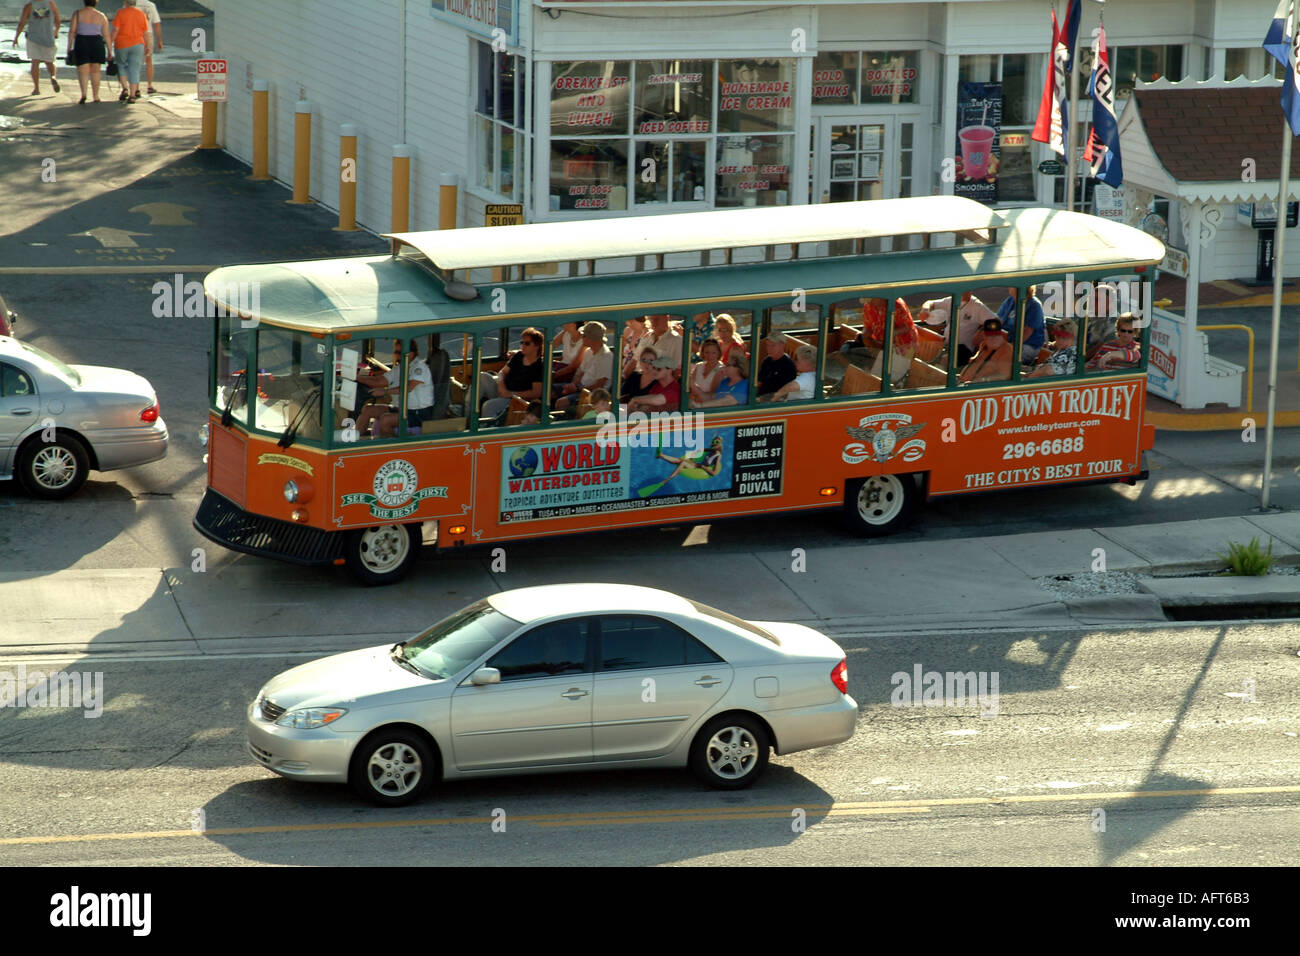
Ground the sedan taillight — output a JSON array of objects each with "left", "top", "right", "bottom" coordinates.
[
  {"left": 140, "top": 402, "right": 159, "bottom": 423},
  {"left": 830, "top": 659, "right": 849, "bottom": 695}
]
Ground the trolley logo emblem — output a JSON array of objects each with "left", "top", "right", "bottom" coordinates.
[
  {"left": 339, "top": 458, "right": 448, "bottom": 519},
  {"left": 842, "top": 415, "right": 927, "bottom": 464}
]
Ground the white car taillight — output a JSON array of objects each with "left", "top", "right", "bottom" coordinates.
[{"left": 140, "top": 402, "right": 160, "bottom": 423}]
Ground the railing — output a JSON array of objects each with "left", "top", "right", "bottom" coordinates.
[{"left": 1198, "top": 324, "right": 1255, "bottom": 413}]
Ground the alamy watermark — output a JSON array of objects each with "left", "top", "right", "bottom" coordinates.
[
  {"left": 0, "top": 665, "right": 104, "bottom": 718},
  {"left": 151, "top": 272, "right": 260, "bottom": 327},
  {"left": 891, "top": 663, "right": 1000, "bottom": 717},
  {"left": 595, "top": 409, "right": 705, "bottom": 455}
]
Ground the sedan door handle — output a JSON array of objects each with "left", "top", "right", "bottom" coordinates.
[
  {"left": 10, "top": 408, "right": 33, "bottom": 415},
  {"left": 695, "top": 677, "right": 722, "bottom": 687},
  {"left": 561, "top": 687, "right": 589, "bottom": 699}
]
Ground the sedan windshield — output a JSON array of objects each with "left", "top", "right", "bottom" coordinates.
[{"left": 402, "top": 600, "right": 520, "bottom": 679}]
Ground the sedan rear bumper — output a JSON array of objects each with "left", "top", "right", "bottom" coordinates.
[
  {"left": 245, "top": 702, "right": 353, "bottom": 783},
  {"left": 767, "top": 695, "right": 858, "bottom": 755},
  {"left": 89, "top": 418, "right": 169, "bottom": 472}
]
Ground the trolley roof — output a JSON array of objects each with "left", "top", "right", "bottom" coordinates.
[
  {"left": 204, "top": 206, "right": 1166, "bottom": 333},
  {"left": 386, "top": 196, "right": 1006, "bottom": 271}
]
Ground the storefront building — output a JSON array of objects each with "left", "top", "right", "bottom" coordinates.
[{"left": 203, "top": 0, "right": 1290, "bottom": 279}]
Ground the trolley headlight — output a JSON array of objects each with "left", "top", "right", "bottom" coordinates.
[
  {"left": 198, "top": 423, "right": 209, "bottom": 447},
  {"left": 276, "top": 708, "right": 348, "bottom": 730},
  {"left": 284, "top": 479, "right": 300, "bottom": 502}
]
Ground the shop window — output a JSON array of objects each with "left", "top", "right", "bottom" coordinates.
[
  {"left": 812, "top": 51, "right": 857, "bottom": 105},
  {"left": 717, "top": 59, "right": 795, "bottom": 133},
  {"left": 550, "top": 139, "right": 629, "bottom": 211},
  {"left": 715, "top": 134, "right": 792, "bottom": 208},
  {"left": 1112, "top": 45, "right": 1185, "bottom": 98},
  {"left": 860, "top": 50, "right": 918, "bottom": 105},
  {"left": 474, "top": 44, "right": 527, "bottom": 200},
  {"left": 634, "top": 60, "right": 712, "bottom": 134},
  {"left": 552, "top": 60, "right": 632, "bottom": 137}
]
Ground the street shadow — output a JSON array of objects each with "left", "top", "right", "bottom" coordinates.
[
  {"left": 1089, "top": 624, "right": 1228, "bottom": 865},
  {"left": 199, "top": 766, "right": 835, "bottom": 866}
]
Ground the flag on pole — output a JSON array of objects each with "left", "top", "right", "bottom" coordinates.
[
  {"left": 1084, "top": 23, "right": 1123, "bottom": 186},
  {"left": 1263, "top": 0, "right": 1300, "bottom": 135},
  {"left": 1061, "top": 0, "right": 1082, "bottom": 74},
  {"left": 1264, "top": 0, "right": 1291, "bottom": 68},
  {"left": 1031, "top": 9, "right": 1060, "bottom": 148}
]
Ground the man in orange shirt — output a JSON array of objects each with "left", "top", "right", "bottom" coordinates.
[{"left": 109, "top": 0, "right": 149, "bottom": 102}]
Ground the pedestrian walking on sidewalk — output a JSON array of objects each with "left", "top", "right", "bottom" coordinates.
[
  {"left": 110, "top": 0, "right": 149, "bottom": 103},
  {"left": 11, "top": 0, "right": 62, "bottom": 96},
  {"left": 137, "top": 0, "right": 159, "bottom": 93},
  {"left": 67, "top": 0, "right": 110, "bottom": 103}
]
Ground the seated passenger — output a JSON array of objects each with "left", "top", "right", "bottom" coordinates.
[
  {"left": 959, "top": 318, "right": 1014, "bottom": 384},
  {"left": 996, "top": 285, "right": 1046, "bottom": 365},
  {"left": 762, "top": 344, "right": 816, "bottom": 402},
  {"left": 696, "top": 351, "right": 749, "bottom": 407},
  {"left": 915, "top": 296, "right": 952, "bottom": 333},
  {"left": 1087, "top": 314, "right": 1141, "bottom": 370},
  {"left": 630, "top": 314, "right": 682, "bottom": 378},
  {"left": 714, "top": 313, "right": 748, "bottom": 364},
  {"left": 620, "top": 317, "right": 648, "bottom": 368},
  {"left": 688, "top": 338, "right": 724, "bottom": 404},
  {"left": 955, "top": 292, "right": 998, "bottom": 365},
  {"left": 1027, "top": 319, "right": 1078, "bottom": 378},
  {"left": 757, "top": 334, "right": 797, "bottom": 398},
  {"left": 626, "top": 356, "right": 681, "bottom": 413},
  {"left": 555, "top": 321, "right": 612, "bottom": 412},
  {"left": 551, "top": 322, "right": 588, "bottom": 383},
  {"left": 482, "top": 327, "right": 545, "bottom": 425},
  {"left": 620, "top": 346, "right": 660, "bottom": 402},
  {"left": 838, "top": 298, "right": 917, "bottom": 385},
  {"left": 582, "top": 388, "right": 613, "bottom": 420}
]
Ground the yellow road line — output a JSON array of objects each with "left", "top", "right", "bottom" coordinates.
[
  {"left": 1147, "top": 409, "right": 1300, "bottom": 431},
  {"left": 3, "top": 784, "right": 1297, "bottom": 846}
]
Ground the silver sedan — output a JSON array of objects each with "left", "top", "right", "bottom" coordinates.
[
  {"left": 0, "top": 336, "right": 168, "bottom": 498},
  {"left": 247, "top": 584, "right": 858, "bottom": 805}
]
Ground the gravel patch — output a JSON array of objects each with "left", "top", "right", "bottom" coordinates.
[{"left": 1037, "top": 565, "right": 1300, "bottom": 600}]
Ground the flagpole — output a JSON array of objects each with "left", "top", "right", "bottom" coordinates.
[
  {"left": 1262, "top": 4, "right": 1294, "bottom": 511},
  {"left": 1065, "top": 44, "right": 1080, "bottom": 210}
]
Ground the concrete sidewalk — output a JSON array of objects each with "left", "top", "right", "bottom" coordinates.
[{"left": 1, "top": 512, "right": 1296, "bottom": 658}]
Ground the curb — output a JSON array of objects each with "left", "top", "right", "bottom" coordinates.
[{"left": 1146, "top": 408, "right": 1300, "bottom": 431}]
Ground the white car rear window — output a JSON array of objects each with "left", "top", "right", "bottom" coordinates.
[
  {"left": 13, "top": 340, "right": 79, "bottom": 386},
  {"left": 688, "top": 599, "right": 780, "bottom": 646}
]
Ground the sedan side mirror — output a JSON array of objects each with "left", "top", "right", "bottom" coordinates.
[{"left": 468, "top": 667, "right": 500, "bottom": 686}]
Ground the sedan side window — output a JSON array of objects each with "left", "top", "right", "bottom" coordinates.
[
  {"left": 0, "top": 363, "right": 34, "bottom": 398},
  {"left": 487, "top": 619, "right": 591, "bottom": 681},
  {"left": 598, "top": 616, "right": 723, "bottom": 671}
]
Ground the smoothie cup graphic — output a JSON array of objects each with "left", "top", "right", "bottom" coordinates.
[{"left": 958, "top": 125, "right": 996, "bottom": 180}]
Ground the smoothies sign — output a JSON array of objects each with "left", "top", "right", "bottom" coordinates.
[{"left": 955, "top": 82, "right": 1002, "bottom": 204}]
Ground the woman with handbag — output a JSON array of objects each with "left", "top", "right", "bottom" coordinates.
[
  {"left": 110, "top": 0, "right": 149, "bottom": 103},
  {"left": 67, "top": 0, "right": 110, "bottom": 103},
  {"left": 11, "top": 1, "right": 62, "bottom": 96}
]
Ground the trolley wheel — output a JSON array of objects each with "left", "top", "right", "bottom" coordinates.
[
  {"left": 343, "top": 524, "right": 420, "bottom": 586},
  {"left": 844, "top": 474, "right": 918, "bottom": 536}
]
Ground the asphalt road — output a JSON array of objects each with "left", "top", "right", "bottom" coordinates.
[{"left": 0, "top": 621, "right": 1296, "bottom": 865}]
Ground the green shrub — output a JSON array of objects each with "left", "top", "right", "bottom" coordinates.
[{"left": 1217, "top": 536, "right": 1276, "bottom": 576}]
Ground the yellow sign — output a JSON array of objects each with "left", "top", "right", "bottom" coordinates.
[
  {"left": 257, "top": 453, "right": 314, "bottom": 476},
  {"left": 485, "top": 203, "right": 524, "bottom": 227}
]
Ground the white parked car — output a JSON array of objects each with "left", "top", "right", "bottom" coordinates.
[
  {"left": 247, "top": 584, "right": 858, "bottom": 805},
  {"left": 0, "top": 337, "right": 168, "bottom": 498}
]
